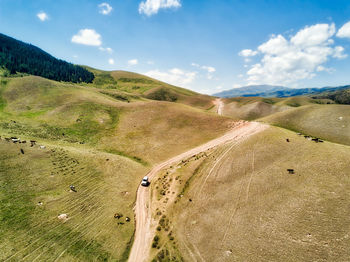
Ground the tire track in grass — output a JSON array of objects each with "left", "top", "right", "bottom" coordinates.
[
  {"left": 5, "top": 182, "right": 105, "bottom": 261},
  {"left": 24, "top": 204, "right": 108, "bottom": 261}
]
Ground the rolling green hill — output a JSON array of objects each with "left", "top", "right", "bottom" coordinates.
[{"left": 0, "top": 73, "right": 233, "bottom": 261}]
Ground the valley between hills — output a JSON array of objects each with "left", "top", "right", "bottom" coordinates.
[{"left": 1, "top": 33, "right": 350, "bottom": 262}]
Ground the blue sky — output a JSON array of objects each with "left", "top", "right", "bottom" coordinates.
[{"left": 1, "top": 0, "right": 350, "bottom": 94}]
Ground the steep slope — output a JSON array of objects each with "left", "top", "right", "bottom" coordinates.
[{"left": 0, "top": 33, "right": 94, "bottom": 83}]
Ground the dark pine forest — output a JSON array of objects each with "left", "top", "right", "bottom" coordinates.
[{"left": 0, "top": 33, "right": 94, "bottom": 83}]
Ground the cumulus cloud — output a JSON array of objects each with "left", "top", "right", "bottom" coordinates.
[
  {"left": 139, "top": 0, "right": 181, "bottom": 16},
  {"left": 144, "top": 68, "right": 196, "bottom": 87},
  {"left": 337, "top": 21, "right": 350, "bottom": 38},
  {"left": 99, "top": 47, "right": 113, "bottom": 53},
  {"left": 191, "top": 63, "right": 216, "bottom": 79},
  {"left": 99, "top": 3, "right": 113, "bottom": 15},
  {"left": 72, "top": 29, "right": 102, "bottom": 46},
  {"left": 37, "top": 12, "right": 49, "bottom": 21},
  {"left": 108, "top": 58, "right": 115, "bottom": 65},
  {"left": 239, "top": 49, "right": 258, "bottom": 57},
  {"left": 244, "top": 23, "right": 346, "bottom": 86},
  {"left": 128, "top": 59, "right": 138, "bottom": 66}
]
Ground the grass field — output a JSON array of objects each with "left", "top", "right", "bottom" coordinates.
[
  {"left": 153, "top": 126, "right": 350, "bottom": 261},
  {"left": 0, "top": 73, "right": 233, "bottom": 261},
  {"left": 221, "top": 96, "right": 333, "bottom": 120},
  {"left": 0, "top": 139, "right": 147, "bottom": 261},
  {"left": 261, "top": 104, "right": 350, "bottom": 146}
]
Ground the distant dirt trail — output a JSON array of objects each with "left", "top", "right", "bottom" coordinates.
[
  {"left": 128, "top": 103, "right": 267, "bottom": 262},
  {"left": 213, "top": 98, "right": 224, "bottom": 115}
]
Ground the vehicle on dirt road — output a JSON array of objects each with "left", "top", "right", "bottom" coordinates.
[{"left": 141, "top": 176, "right": 149, "bottom": 187}]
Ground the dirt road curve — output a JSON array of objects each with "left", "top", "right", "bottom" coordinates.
[
  {"left": 213, "top": 98, "right": 224, "bottom": 115},
  {"left": 128, "top": 120, "right": 268, "bottom": 262}
]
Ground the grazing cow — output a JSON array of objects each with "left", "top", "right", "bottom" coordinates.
[
  {"left": 287, "top": 169, "right": 295, "bottom": 174},
  {"left": 69, "top": 185, "right": 77, "bottom": 192},
  {"left": 286, "top": 138, "right": 290, "bottom": 142},
  {"left": 312, "top": 138, "right": 319, "bottom": 143},
  {"left": 114, "top": 213, "right": 123, "bottom": 219}
]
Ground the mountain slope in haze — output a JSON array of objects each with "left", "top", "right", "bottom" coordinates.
[
  {"left": 214, "top": 84, "right": 350, "bottom": 98},
  {"left": 0, "top": 33, "right": 94, "bottom": 83},
  {"left": 311, "top": 87, "right": 350, "bottom": 104},
  {"left": 214, "top": 85, "right": 289, "bottom": 98}
]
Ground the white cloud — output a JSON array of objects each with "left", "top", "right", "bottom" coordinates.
[
  {"left": 139, "top": 0, "right": 181, "bottom": 16},
  {"left": 333, "top": 46, "right": 347, "bottom": 59},
  {"left": 99, "top": 47, "right": 113, "bottom": 53},
  {"left": 232, "top": 84, "right": 242, "bottom": 89},
  {"left": 202, "top": 66, "right": 216, "bottom": 73},
  {"left": 191, "top": 63, "right": 216, "bottom": 79},
  {"left": 128, "top": 59, "right": 138, "bottom": 66},
  {"left": 108, "top": 58, "right": 115, "bottom": 65},
  {"left": 191, "top": 63, "right": 216, "bottom": 73},
  {"left": 37, "top": 12, "right": 49, "bottom": 21},
  {"left": 244, "top": 23, "right": 346, "bottom": 86},
  {"left": 337, "top": 21, "right": 350, "bottom": 38},
  {"left": 239, "top": 49, "right": 258, "bottom": 57},
  {"left": 72, "top": 29, "right": 102, "bottom": 46},
  {"left": 99, "top": 3, "right": 113, "bottom": 15},
  {"left": 147, "top": 61, "right": 155, "bottom": 65},
  {"left": 144, "top": 68, "right": 196, "bottom": 87},
  {"left": 290, "top": 23, "right": 335, "bottom": 47}
]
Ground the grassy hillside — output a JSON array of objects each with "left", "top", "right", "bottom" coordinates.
[
  {"left": 152, "top": 126, "right": 350, "bottom": 261},
  {"left": 0, "top": 76, "right": 232, "bottom": 164},
  {"left": 221, "top": 96, "right": 334, "bottom": 121},
  {"left": 0, "top": 74, "right": 233, "bottom": 261},
  {"left": 83, "top": 67, "right": 214, "bottom": 110},
  {"left": 261, "top": 104, "right": 350, "bottom": 146},
  {"left": 0, "top": 139, "right": 146, "bottom": 261}
]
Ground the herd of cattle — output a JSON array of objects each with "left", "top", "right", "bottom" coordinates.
[{"left": 1, "top": 136, "right": 46, "bottom": 152}]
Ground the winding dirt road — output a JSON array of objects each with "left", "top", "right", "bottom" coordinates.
[{"left": 128, "top": 100, "right": 267, "bottom": 262}]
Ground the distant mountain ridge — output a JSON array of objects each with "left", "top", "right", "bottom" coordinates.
[
  {"left": 214, "top": 84, "right": 350, "bottom": 98},
  {"left": 0, "top": 33, "right": 94, "bottom": 83}
]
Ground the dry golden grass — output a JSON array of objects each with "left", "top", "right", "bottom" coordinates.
[
  {"left": 159, "top": 126, "right": 350, "bottom": 261},
  {"left": 261, "top": 104, "right": 350, "bottom": 146},
  {"left": 100, "top": 101, "right": 234, "bottom": 164}
]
